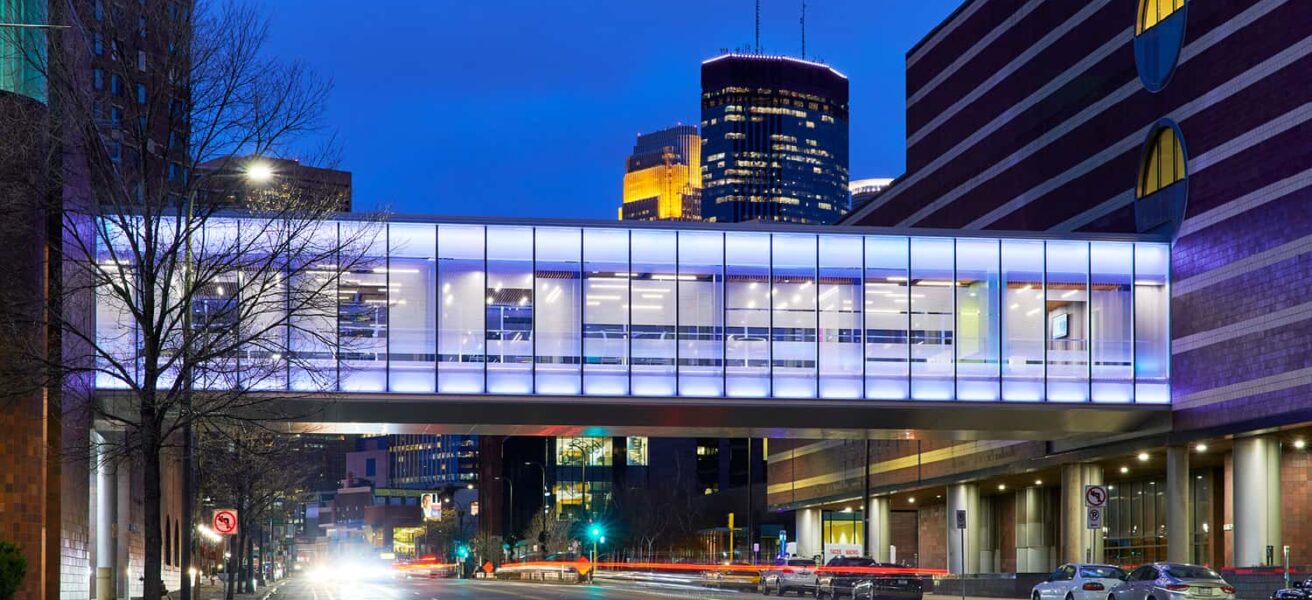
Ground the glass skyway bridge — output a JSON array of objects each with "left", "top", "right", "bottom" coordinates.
[{"left": 94, "top": 217, "right": 1170, "bottom": 406}]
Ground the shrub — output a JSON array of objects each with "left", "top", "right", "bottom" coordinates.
[{"left": 0, "top": 540, "right": 26, "bottom": 600}]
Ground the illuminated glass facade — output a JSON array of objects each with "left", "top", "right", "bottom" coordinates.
[
  {"left": 620, "top": 125, "right": 702, "bottom": 221},
  {"left": 700, "top": 54, "right": 849, "bottom": 224},
  {"left": 0, "top": 0, "right": 47, "bottom": 101},
  {"left": 93, "top": 217, "right": 1170, "bottom": 403}
]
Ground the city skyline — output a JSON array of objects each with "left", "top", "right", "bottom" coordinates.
[{"left": 260, "top": 0, "right": 960, "bottom": 218}]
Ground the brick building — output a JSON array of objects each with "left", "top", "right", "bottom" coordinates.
[{"left": 773, "top": 0, "right": 1312, "bottom": 584}]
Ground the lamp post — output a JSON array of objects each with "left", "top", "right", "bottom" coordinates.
[
  {"left": 524, "top": 461, "right": 548, "bottom": 517},
  {"left": 494, "top": 476, "right": 514, "bottom": 537},
  {"left": 181, "top": 160, "right": 275, "bottom": 600}
]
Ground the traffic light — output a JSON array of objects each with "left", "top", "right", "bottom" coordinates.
[
  {"left": 455, "top": 544, "right": 469, "bottom": 560},
  {"left": 588, "top": 525, "right": 603, "bottom": 540}
]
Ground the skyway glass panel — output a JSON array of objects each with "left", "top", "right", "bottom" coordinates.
[{"left": 93, "top": 218, "right": 1169, "bottom": 404}]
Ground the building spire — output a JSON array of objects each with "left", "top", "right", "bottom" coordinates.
[
  {"left": 755, "top": 0, "right": 761, "bottom": 53},
  {"left": 801, "top": 0, "right": 807, "bottom": 59}
]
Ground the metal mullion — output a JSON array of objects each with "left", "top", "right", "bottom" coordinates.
[
  {"left": 813, "top": 235, "right": 819, "bottom": 399},
  {"left": 861, "top": 236, "right": 867, "bottom": 399},
  {"left": 997, "top": 240, "right": 1004, "bottom": 402},
  {"left": 1130, "top": 244, "right": 1137, "bottom": 402},
  {"left": 905, "top": 237, "right": 912, "bottom": 399},
  {"left": 720, "top": 236, "right": 735, "bottom": 392},
  {"left": 626, "top": 230, "right": 632, "bottom": 396},
  {"left": 384, "top": 223, "right": 391, "bottom": 391},
  {"left": 440, "top": 221, "right": 446, "bottom": 391},
  {"left": 1087, "top": 242, "right": 1093, "bottom": 403},
  {"left": 1041, "top": 241, "right": 1048, "bottom": 402},
  {"left": 482, "top": 226, "right": 488, "bottom": 394},
  {"left": 334, "top": 222, "right": 341, "bottom": 391},
  {"left": 952, "top": 238, "right": 958, "bottom": 401},
  {"left": 531, "top": 227, "right": 537, "bottom": 394},
  {"left": 768, "top": 233, "right": 774, "bottom": 398},
  {"left": 676, "top": 232, "right": 682, "bottom": 396},
  {"left": 579, "top": 229, "right": 584, "bottom": 395}
]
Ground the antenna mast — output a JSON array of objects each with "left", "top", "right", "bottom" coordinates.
[
  {"left": 755, "top": 0, "right": 761, "bottom": 53},
  {"left": 801, "top": 0, "right": 807, "bottom": 59}
]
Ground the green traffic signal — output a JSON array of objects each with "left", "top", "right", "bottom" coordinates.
[{"left": 588, "top": 525, "right": 603, "bottom": 540}]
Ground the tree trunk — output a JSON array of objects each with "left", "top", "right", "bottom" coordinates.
[
  {"left": 142, "top": 424, "right": 165, "bottom": 600},
  {"left": 224, "top": 534, "right": 237, "bottom": 600}
]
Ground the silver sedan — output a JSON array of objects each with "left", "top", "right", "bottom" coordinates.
[
  {"left": 1110, "top": 563, "right": 1236, "bottom": 600},
  {"left": 1032, "top": 564, "right": 1129, "bottom": 600}
]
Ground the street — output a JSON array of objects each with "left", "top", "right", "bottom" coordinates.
[{"left": 274, "top": 575, "right": 758, "bottom": 600}]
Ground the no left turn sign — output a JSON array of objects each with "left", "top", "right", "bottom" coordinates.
[
  {"left": 212, "top": 509, "right": 239, "bottom": 536},
  {"left": 1084, "top": 485, "right": 1108, "bottom": 508}
]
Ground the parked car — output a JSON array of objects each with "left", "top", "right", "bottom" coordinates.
[
  {"left": 1270, "top": 578, "right": 1312, "bottom": 600},
  {"left": 1032, "top": 563, "right": 1129, "bottom": 600},
  {"left": 760, "top": 557, "right": 818, "bottom": 596},
  {"left": 703, "top": 562, "right": 761, "bottom": 590},
  {"left": 817, "top": 557, "right": 907, "bottom": 599},
  {"left": 1110, "top": 563, "right": 1236, "bottom": 600},
  {"left": 851, "top": 571, "right": 924, "bottom": 600}
]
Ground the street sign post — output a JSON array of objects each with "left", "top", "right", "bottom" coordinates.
[
  {"left": 1086, "top": 506, "right": 1102, "bottom": 530},
  {"left": 212, "top": 509, "right": 238, "bottom": 536},
  {"left": 1084, "top": 485, "right": 1108, "bottom": 508},
  {"left": 955, "top": 509, "right": 966, "bottom": 600}
]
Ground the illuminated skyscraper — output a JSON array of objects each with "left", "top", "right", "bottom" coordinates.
[
  {"left": 619, "top": 124, "right": 702, "bottom": 221},
  {"left": 700, "top": 54, "right": 850, "bottom": 224}
]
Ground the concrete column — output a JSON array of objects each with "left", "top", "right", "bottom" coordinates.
[
  {"left": 1015, "top": 486, "right": 1053, "bottom": 572},
  {"left": 867, "top": 496, "right": 891, "bottom": 562},
  {"left": 1233, "top": 436, "right": 1281, "bottom": 566},
  {"left": 946, "top": 484, "right": 979, "bottom": 574},
  {"left": 1166, "top": 445, "right": 1193, "bottom": 564},
  {"left": 795, "top": 508, "right": 822, "bottom": 560},
  {"left": 96, "top": 450, "right": 117, "bottom": 600},
  {"left": 117, "top": 461, "right": 132, "bottom": 599},
  {"left": 1061, "top": 463, "right": 1103, "bottom": 563}
]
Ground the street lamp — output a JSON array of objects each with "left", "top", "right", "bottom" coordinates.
[
  {"left": 524, "top": 462, "right": 549, "bottom": 516},
  {"left": 494, "top": 476, "right": 514, "bottom": 536},
  {"left": 181, "top": 162, "right": 276, "bottom": 600}
]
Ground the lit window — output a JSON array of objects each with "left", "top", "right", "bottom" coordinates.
[
  {"left": 1137, "top": 0, "right": 1184, "bottom": 35},
  {"left": 1137, "top": 125, "right": 1186, "bottom": 198}
]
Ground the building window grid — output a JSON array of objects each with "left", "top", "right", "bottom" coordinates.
[{"left": 93, "top": 220, "right": 1168, "bottom": 404}]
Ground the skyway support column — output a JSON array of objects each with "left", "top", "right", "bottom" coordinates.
[
  {"left": 946, "top": 484, "right": 979, "bottom": 574},
  {"left": 1061, "top": 464, "right": 1103, "bottom": 564},
  {"left": 795, "top": 507, "right": 822, "bottom": 560},
  {"left": 867, "top": 496, "right": 891, "bottom": 562},
  {"left": 1166, "top": 445, "right": 1192, "bottom": 563},
  {"left": 1233, "top": 435, "right": 1281, "bottom": 567}
]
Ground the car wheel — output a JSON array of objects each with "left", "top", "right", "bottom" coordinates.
[
  {"left": 1067, "top": 594, "right": 1075, "bottom": 600},
  {"left": 1034, "top": 593, "right": 1041, "bottom": 600}
]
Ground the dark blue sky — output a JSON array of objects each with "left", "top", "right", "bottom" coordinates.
[{"left": 262, "top": 1, "right": 963, "bottom": 218}]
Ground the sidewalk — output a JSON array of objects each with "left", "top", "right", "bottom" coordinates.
[{"left": 192, "top": 578, "right": 288, "bottom": 600}]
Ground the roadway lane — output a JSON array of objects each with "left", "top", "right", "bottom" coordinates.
[{"left": 277, "top": 574, "right": 757, "bottom": 600}]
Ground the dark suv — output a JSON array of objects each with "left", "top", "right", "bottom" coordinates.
[{"left": 817, "top": 557, "right": 921, "bottom": 600}]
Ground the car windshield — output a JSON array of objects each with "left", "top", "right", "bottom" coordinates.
[
  {"left": 1081, "top": 566, "right": 1128, "bottom": 579},
  {"left": 832, "top": 558, "right": 877, "bottom": 567},
  {"left": 1164, "top": 566, "right": 1223, "bottom": 580},
  {"left": 789, "top": 559, "right": 816, "bottom": 567}
]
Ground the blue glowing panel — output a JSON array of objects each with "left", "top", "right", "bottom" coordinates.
[
  {"left": 582, "top": 228, "right": 630, "bottom": 396},
  {"left": 864, "top": 236, "right": 909, "bottom": 400},
  {"left": 437, "top": 224, "right": 486, "bottom": 394},
  {"left": 339, "top": 221, "right": 388, "bottom": 392},
  {"left": 1135, "top": 244, "right": 1170, "bottom": 404},
  {"left": 678, "top": 231, "right": 725, "bottom": 397},
  {"left": 289, "top": 221, "right": 340, "bottom": 392},
  {"left": 772, "top": 234, "right": 817, "bottom": 398},
  {"left": 955, "top": 238, "right": 1000, "bottom": 401},
  {"left": 725, "top": 232, "right": 772, "bottom": 398},
  {"left": 1045, "top": 241, "right": 1089, "bottom": 403},
  {"left": 818, "top": 235, "right": 863, "bottom": 399},
  {"left": 631, "top": 230, "right": 677, "bottom": 396},
  {"left": 1091, "top": 243, "right": 1134, "bottom": 404},
  {"left": 387, "top": 223, "right": 437, "bottom": 393},
  {"left": 485, "top": 226, "right": 534, "bottom": 394},
  {"left": 910, "top": 238, "right": 954, "bottom": 400},
  {"left": 1001, "top": 240, "right": 1045, "bottom": 402},
  {"left": 534, "top": 228, "right": 582, "bottom": 395}
]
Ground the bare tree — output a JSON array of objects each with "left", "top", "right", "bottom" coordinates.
[
  {"left": 520, "top": 510, "right": 578, "bottom": 557},
  {"left": 1, "top": 3, "right": 378, "bottom": 600},
  {"left": 201, "top": 427, "right": 315, "bottom": 600}
]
